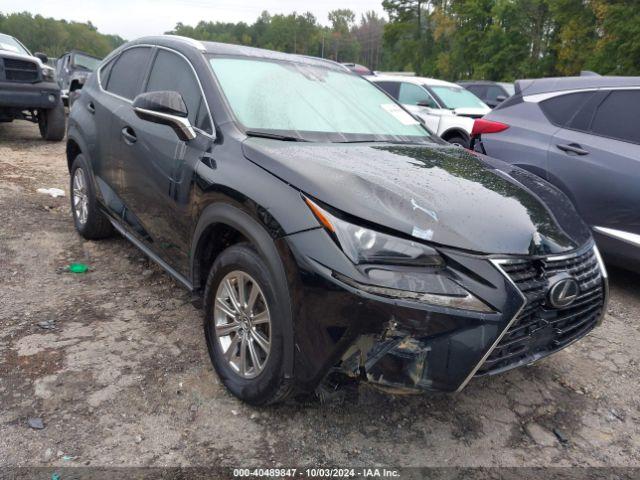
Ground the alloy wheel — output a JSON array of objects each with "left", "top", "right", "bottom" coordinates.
[
  {"left": 213, "top": 270, "right": 271, "bottom": 378},
  {"left": 72, "top": 167, "right": 89, "bottom": 225}
]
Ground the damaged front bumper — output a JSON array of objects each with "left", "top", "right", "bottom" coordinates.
[{"left": 283, "top": 230, "right": 606, "bottom": 394}]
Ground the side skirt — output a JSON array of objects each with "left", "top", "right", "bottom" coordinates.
[{"left": 107, "top": 216, "right": 194, "bottom": 292}]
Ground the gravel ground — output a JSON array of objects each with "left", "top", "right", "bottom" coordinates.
[{"left": 1, "top": 120, "right": 639, "bottom": 469}]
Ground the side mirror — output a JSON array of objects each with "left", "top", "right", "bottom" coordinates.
[
  {"left": 495, "top": 95, "right": 507, "bottom": 103},
  {"left": 132, "top": 91, "right": 196, "bottom": 141},
  {"left": 35, "top": 52, "right": 49, "bottom": 64},
  {"left": 417, "top": 100, "right": 434, "bottom": 108}
]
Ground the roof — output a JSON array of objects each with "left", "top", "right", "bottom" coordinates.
[
  {"left": 516, "top": 76, "right": 640, "bottom": 96},
  {"left": 457, "top": 80, "right": 498, "bottom": 86},
  {"left": 130, "top": 35, "right": 346, "bottom": 72},
  {"left": 368, "top": 74, "right": 459, "bottom": 88}
]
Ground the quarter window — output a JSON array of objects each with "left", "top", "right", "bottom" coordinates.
[
  {"left": 398, "top": 83, "right": 437, "bottom": 108},
  {"left": 145, "top": 49, "right": 212, "bottom": 133},
  {"left": 590, "top": 90, "right": 640, "bottom": 144},
  {"left": 374, "top": 81, "right": 400, "bottom": 99},
  {"left": 105, "top": 47, "right": 151, "bottom": 100}
]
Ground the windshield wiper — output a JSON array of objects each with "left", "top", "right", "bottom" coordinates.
[{"left": 245, "top": 130, "right": 307, "bottom": 142}]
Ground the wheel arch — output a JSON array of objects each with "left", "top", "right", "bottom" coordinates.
[
  {"left": 441, "top": 127, "right": 470, "bottom": 143},
  {"left": 66, "top": 133, "right": 91, "bottom": 172},
  {"left": 191, "top": 202, "right": 296, "bottom": 377}
]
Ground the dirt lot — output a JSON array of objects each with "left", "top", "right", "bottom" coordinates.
[{"left": 1, "top": 120, "right": 639, "bottom": 469}]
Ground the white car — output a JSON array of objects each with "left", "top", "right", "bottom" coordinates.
[{"left": 367, "top": 75, "right": 490, "bottom": 148}]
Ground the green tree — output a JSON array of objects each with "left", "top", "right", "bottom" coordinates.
[{"left": 0, "top": 11, "right": 124, "bottom": 58}]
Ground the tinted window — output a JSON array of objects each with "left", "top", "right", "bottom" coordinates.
[
  {"left": 591, "top": 90, "right": 640, "bottom": 144},
  {"left": 566, "top": 91, "right": 607, "bottom": 132},
  {"left": 106, "top": 47, "right": 151, "bottom": 100},
  {"left": 466, "top": 85, "right": 487, "bottom": 98},
  {"left": 486, "top": 85, "right": 506, "bottom": 103},
  {"left": 398, "top": 83, "right": 437, "bottom": 108},
  {"left": 99, "top": 57, "right": 116, "bottom": 87},
  {"left": 540, "top": 91, "right": 594, "bottom": 127},
  {"left": 146, "top": 49, "right": 211, "bottom": 133},
  {"left": 374, "top": 81, "right": 400, "bottom": 99}
]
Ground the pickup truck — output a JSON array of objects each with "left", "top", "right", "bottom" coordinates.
[
  {"left": 0, "top": 32, "right": 65, "bottom": 141},
  {"left": 56, "top": 50, "right": 101, "bottom": 107}
]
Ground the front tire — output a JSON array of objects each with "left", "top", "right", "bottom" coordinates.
[
  {"left": 204, "top": 243, "right": 292, "bottom": 405},
  {"left": 70, "top": 154, "right": 114, "bottom": 240},
  {"left": 38, "top": 99, "right": 66, "bottom": 141}
]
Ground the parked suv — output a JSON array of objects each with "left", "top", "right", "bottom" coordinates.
[
  {"left": 458, "top": 80, "right": 515, "bottom": 108},
  {"left": 56, "top": 50, "right": 101, "bottom": 107},
  {"left": 471, "top": 76, "right": 640, "bottom": 272},
  {"left": 368, "top": 75, "right": 490, "bottom": 148},
  {"left": 0, "top": 32, "right": 65, "bottom": 140},
  {"left": 67, "top": 36, "right": 607, "bottom": 404}
]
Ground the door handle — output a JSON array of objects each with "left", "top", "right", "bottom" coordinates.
[
  {"left": 556, "top": 143, "right": 589, "bottom": 155},
  {"left": 121, "top": 126, "right": 137, "bottom": 145},
  {"left": 86, "top": 102, "right": 95, "bottom": 114}
]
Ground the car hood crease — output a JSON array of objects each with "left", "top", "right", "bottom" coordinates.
[{"left": 242, "top": 138, "right": 591, "bottom": 255}]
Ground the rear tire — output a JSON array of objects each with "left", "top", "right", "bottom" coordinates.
[
  {"left": 204, "top": 243, "right": 293, "bottom": 405},
  {"left": 38, "top": 99, "right": 66, "bottom": 141},
  {"left": 446, "top": 135, "right": 469, "bottom": 148},
  {"left": 70, "top": 154, "right": 114, "bottom": 240}
]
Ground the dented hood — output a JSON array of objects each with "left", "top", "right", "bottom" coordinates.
[{"left": 242, "top": 139, "right": 592, "bottom": 255}]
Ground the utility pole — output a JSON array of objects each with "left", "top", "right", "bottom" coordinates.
[{"left": 321, "top": 33, "right": 325, "bottom": 58}]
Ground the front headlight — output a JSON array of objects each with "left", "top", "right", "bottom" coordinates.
[
  {"left": 41, "top": 66, "right": 55, "bottom": 82},
  {"left": 304, "top": 196, "right": 443, "bottom": 267},
  {"left": 303, "top": 196, "right": 493, "bottom": 312}
]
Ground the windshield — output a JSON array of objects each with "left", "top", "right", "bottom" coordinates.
[
  {"left": 498, "top": 82, "right": 515, "bottom": 96},
  {"left": 0, "top": 33, "right": 30, "bottom": 56},
  {"left": 209, "top": 56, "right": 434, "bottom": 143},
  {"left": 429, "top": 85, "right": 488, "bottom": 110},
  {"left": 73, "top": 53, "right": 101, "bottom": 71}
]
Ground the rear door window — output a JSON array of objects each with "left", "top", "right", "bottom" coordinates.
[
  {"left": 539, "top": 91, "right": 594, "bottom": 127},
  {"left": 145, "top": 49, "right": 212, "bottom": 133},
  {"left": 105, "top": 47, "right": 152, "bottom": 100},
  {"left": 398, "top": 83, "right": 437, "bottom": 108},
  {"left": 565, "top": 90, "right": 608, "bottom": 132},
  {"left": 590, "top": 90, "right": 640, "bottom": 144}
]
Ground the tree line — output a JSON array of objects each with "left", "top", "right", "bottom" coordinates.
[
  {"left": 169, "top": 9, "right": 387, "bottom": 71},
  {"left": 2, "top": 1, "right": 639, "bottom": 80},
  {"left": 382, "top": 0, "right": 640, "bottom": 80},
  {"left": 0, "top": 12, "right": 124, "bottom": 58}
]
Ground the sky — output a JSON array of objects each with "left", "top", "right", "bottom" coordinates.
[{"left": 1, "top": 0, "right": 387, "bottom": 39}]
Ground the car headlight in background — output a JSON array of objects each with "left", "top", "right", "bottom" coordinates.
[
  {"left": 303, "top": 196, "right": 493, "bottom": 313},
  {"left": 41, "top": 66, "right": 56, "bottom": 82}
]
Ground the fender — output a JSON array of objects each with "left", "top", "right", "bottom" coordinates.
[
  {"left": 66, "top": 130, "right": 91, "bottom": 170},
  {"left": 190, "top": 202, "right": 296, "bottom": 377}
]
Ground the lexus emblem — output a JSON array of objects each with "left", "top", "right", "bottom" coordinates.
[{"left": 548, "top": 277, "right": 580, "bottom": 308}]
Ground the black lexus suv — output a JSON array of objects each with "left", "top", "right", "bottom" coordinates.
[
  {"left": 66, "top": 36, "right": 608, "bottom": 405},
  {"left": 0, "top": 32, "right": 65, "bottom": 141}
]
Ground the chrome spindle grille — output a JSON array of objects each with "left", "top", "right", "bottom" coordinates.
[{"left": 476, "top": 246, "right": 604, "bottom": 376}]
